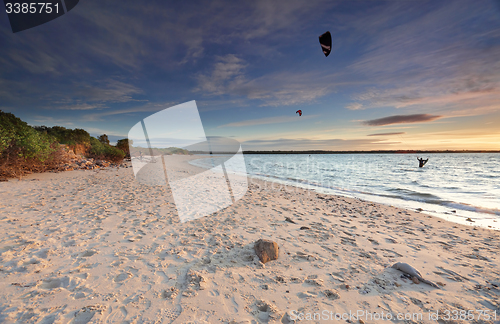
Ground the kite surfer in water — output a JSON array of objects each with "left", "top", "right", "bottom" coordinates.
[{"left": 417, "top": 157, "right": 429, "bottom": 168}]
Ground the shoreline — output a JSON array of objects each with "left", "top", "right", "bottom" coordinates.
[
  {"left": 1, "top": 155, "right": 499, "bottom": 323},
  {"left": 189, "top": 155, "right": 500, "bottom": 232}
]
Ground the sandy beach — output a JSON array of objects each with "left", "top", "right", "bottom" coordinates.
[{"left": 0, "top": 155, "right": 499, "bottom": 324}]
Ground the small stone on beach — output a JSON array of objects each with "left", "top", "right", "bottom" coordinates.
[{"left": 254, "top": 239, "right": 279, "bottom": 264}]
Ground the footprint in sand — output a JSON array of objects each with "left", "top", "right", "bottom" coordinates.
[
  {"left": 113, "top": 272, "right": 133, "bottom": 283},
  {"left": 82, "top": 249, "right": 98, "bottom": 257},
  {"left": 63, "top": 240, "right": 77, "bottom": 247},
  {"left": 231, "top": 296, "right": 239, "bottom": 312},
  {"left": 35, "top": 248, "right": 50, "bottom": 259},
  {"left": 70, "top": 305, "right": 107, "bottom": 324},
  {"left": 161, "top": 287, "right": 179, "bottom": 299},
  {"left": 38, "top": 276, "right": 76, "bottom": 290},
  {"left": 39, "top": 314, "right": 59, "bottom": 324},
  {"left": 110, "top": 259, "right": 124, "bottom": 267},
  {"left": 105, "top": 306, "right": 127, "bottom": 323},
  {"left": 72, "top": 292, "right": 86, "bottom": 299},
  {"left": 75, "top": 272, "right": 89, "bottom": 280}
]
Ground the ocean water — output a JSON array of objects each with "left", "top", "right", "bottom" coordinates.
[{"left": 190, "top": 153, "right": 500, "bottom": 230}]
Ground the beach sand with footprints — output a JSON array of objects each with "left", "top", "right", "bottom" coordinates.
[{"left": 0, "top": 156, "right": 499, "bottom": 323}]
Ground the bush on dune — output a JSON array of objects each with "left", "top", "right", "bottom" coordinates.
[
  {"left": 1, "top": 111, "right": 126, "bottom": 178},
  {"left": 98, "top": 134, "right": 110, "bottom": 145},
  {"left": 88, "top": 137, "right": 125, "bottom": 163},
  {"left": 34, "top": 125, "right": 91, "bottom": 151},
  {"left": 116, "top": 138, "right": 131, "bottom": 158},
  {"left": 0, "top": 110, "right": 66, "bottom": 178}
]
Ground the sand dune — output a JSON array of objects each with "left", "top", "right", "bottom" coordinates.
[{"left": 0, "top": 156, "right": 499, "bottom": 323}]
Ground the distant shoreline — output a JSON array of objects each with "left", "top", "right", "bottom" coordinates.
[{"left": 189, "top": 150, "right": 500, "bottom": 154}]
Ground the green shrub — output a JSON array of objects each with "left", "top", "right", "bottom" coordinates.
[
  {"left": 34, "top": 125, "right": 91, "bottom": 146},
  {"left": 0, "top": 110, "right": 56, "bottom": 161},
  {"left": 98, "top": 134, "right": 110, "bottom": 145},
  {"left": 0, "top": 110, "right": 68, "bottom": 178},
  {"left": 116, "top": 138, "right": 131, "bottom": 157},
  {"left": 0, "top": 111, "right": 125, "bottom": 178},
  {"left": 88, "top": 136, "right": 125, "bottom": 162}
]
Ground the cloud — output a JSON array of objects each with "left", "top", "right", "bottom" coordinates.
[
  {"left": 196, "top": 56, "right": 341, "bottom": 106},
  {"left": 241, "top": 78, "right": 331, "bottom": 106},
  {"left": 241, "top": 137, "right": 384, "bottom": 151},
  {"left": 81, "top": 101, "right": 179, "bottom": 122},
  {"left": 38, "top": 79, "right": 146, "bottom": 114},
  {"left": 346, "top": 103, "right": 364, "bottom": 110},
  {"left": 367, "top": 132, "right": 406, "bottom": 136},
  {"left": 218, "top": 115, "right": 317, "bottom": 128},
  {"left": 362, "top": 114, "right": 442, "bottom": 126},
  {"left": 70, "top": 80, "right": 144, "bottom": 104},
  {"left": 7, "top": 50, "right": 60, "bottom": 74},
  {"left": 352, "top": 82, "right": 500, "bottom": 112},
  {"left": 342, "top": 1, "right": 500, "bottom": 117},
  {"left": 240, "top": 0, "right": 331, "bottom": 40},
  {"left": 30, "top": 116, "right": 75, "bottom": 126},
  {"left": 53, "top": 103, "right": 105, "bottom": 111},
  {"left": 195, "top": 55, "right": 248, "bottom": 95}
]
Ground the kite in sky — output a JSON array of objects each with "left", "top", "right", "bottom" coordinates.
[
  {"left": 296, "top": 110, "right": 302, "bottom": 116},
  {"left": 319, "top": 31, "right": 332, "bottom": 57}
]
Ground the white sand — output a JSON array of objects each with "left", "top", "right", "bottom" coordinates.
[{"left": 0, "top": 156, "right": 499, "bottom": 323}]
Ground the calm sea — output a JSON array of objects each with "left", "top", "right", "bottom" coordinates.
[{"left": 190, "top": 153, "right": 500, "bottom": 230}]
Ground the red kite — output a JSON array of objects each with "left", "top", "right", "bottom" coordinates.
[{"left": 296, "top": 110, "right": 302, "bottom": 116}]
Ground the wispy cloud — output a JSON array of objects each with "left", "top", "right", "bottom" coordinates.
[
  {"left": 346, "top": 103, "right": 364, "bottom": 110},
  {"left": 196, "top": 55, "right": 341, "bottom": 106},
  {"left": 195, "top": 55, "right": 247, "bottom": 95},
  {"left": 52, "top": 103, "right": 105, "bottom": 111},
  {"left": 71, "top": 80, "right": 144, "bottom": 103},
  {"left": 363, "top": 114, "right": 442, "bottom": 126},
  {"left": 31, "top": 116, "right": 75, "bottom": 126},
  {"left": 218, "top": 115, "right": 317, "bottom": 128},
  {"left": 39, "top": 79, "right": 145, "bottom": 112},
  {"left": 342, "top": 1, "right": 500, "bottom": 117},
  {"left": 242, "top": 137, "right": 384, "bottom": 151},
  {"left": 81, "top": 101, "right": 179, "bottom": 122},
  {"left": 367, "top": 132, "right": 406, "bottom": 136}
]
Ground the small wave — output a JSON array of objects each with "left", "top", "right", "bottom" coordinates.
[
  {"left": 442, "top": 202, "right": 500, "bottom": 216},
  {"left": 387, "top": 188, "right": 441, "bottom": 200}
]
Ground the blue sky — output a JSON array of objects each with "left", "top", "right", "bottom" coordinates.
[{"left": 1, "top": 0, "right": 499, "bottom": 150}]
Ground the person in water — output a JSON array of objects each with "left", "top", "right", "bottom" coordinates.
[{"left": 417, "top": 157, "right": 428, "bottom": 168}]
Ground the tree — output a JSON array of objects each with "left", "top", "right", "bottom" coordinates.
[
  {"left": 72, "top": 129, "right": 90, "bottom": 145},
  {"left": 98, "top": 134, "right": 110, "bottom": 145},
  {"left": 116, "top": 138, "right": 131, "bottom": 157}
]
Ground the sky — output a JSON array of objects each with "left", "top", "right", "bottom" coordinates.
[{"left": 1, "top": 0, "right": 500, "bottom": 151}]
